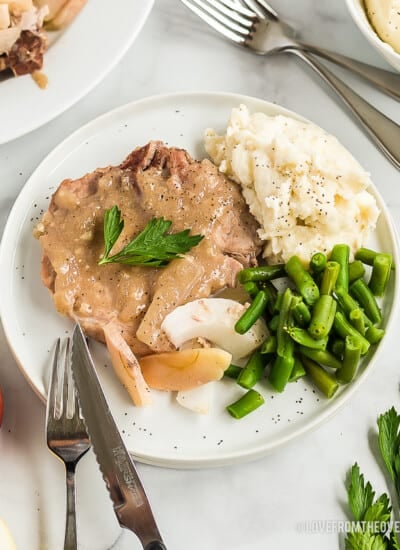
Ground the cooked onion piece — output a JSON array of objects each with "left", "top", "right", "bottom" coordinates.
[
  {"left": 161, "top": 298, "right": 268, "bottom": 362},
  {"left": 176, "top": 383, "right": 215, "bottom": 414},
  {"left": 140, "top": 348, "right": 232, "bottom": 391},
  {"left": 103, "top": 321, "right": 152, "bottom": 407}
]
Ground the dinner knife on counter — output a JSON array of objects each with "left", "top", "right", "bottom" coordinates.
[{"left": 71, "top": 322, "right": 167, "bottom": 550}]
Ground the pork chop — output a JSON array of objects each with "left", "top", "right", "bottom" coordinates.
[{"left": 35, "top": 141, "right": 261, "bottom": 401}]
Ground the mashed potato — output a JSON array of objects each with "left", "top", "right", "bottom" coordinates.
[
  {"left": 364, "top": 0, "right": 400, "bottom": 54},
  {"left": 205, "top": 105, "right": 379, "bottom": 264}
]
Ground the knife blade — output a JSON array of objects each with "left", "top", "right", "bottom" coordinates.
[{"left": 71, "top": 323, "right": 167, "bottom": 550}]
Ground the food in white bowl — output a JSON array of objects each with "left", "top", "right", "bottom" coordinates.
[
  {"left": 205, "top": 104, "right": 379, "bottom": 265},
  {"left": 364, "top": 0, "right": 400, "bottom": 54},
  {"left": 346, "top": 0, "right": 400, "bottom": 72},
  {"left": 34, "top": 0, "right": 86, "bottom": 30},
  {"left": 32, "top": 104, "right": 393, "bottom": 421},
  {"left": 0, "top": 0, "right": 86, "bottom": 78}
]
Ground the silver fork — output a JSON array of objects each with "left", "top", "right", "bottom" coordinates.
[
  {"left": 46, "top": 338, "right": 91, "bottom": 550},
  {"left": 181, "top": 0, "right": 400, "bottom": 169}
]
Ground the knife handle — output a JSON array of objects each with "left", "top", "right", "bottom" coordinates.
[{"left": 144, "top": 542, "right": 167, "bottom": 550}]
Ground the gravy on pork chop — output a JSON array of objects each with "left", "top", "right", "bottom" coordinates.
[{"left": 35, "top": 141, "right": 261, "bottom": 404}]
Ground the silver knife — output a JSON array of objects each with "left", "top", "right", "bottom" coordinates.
[{"left": 71, "top": 323, "right": 167, "bottom": 550}]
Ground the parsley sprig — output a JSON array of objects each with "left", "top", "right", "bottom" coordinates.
[
  {"left": 344, "top": 408, "right": 400, "bottom": 549},
  {"left": 378, "top": 407, "right": 400, "bottom": 505},
  {"left": 98, "top": 206, "right": 204, "bottom": 267},
  {"left": 346, "top": 463, "right": 393, "bottom": 549}
]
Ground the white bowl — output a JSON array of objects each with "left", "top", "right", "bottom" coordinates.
[{"left": 346, "top": 0, "right": 400, "bottom": 72}]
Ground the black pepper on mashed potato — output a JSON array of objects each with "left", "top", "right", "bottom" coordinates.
[{"left": 205, "top": 105, "right": 380, "bottom": 265}]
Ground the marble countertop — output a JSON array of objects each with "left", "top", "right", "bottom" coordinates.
[{"left": 1, "top": 1, "right": 400, "bottom": 549}]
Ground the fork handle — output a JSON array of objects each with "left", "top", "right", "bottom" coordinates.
[
  {"left": 288, "top": 48, "right": 400, "bottom": 170},
  {"left": 293, "top": 42, "right": 400, "bottom": 101},
  {"left": 65, "top": 464, "right": 78, "bottom": 549}
]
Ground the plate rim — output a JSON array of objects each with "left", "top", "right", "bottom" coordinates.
[{"left": 1, "top": 90, "right": 399, "bottom": 468}]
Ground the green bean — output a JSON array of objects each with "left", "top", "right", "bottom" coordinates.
[
  {"left": 349, "top": 308, "right": 365, "bottom": 335},
  {"left": 289, "top": 356, "right": 306, "bottom": 382},
  {"left": 310, "top": 252, "right": 327, "bottom": 274},
  {"left": 238, "top": 264, "right": 286, "bottom": 284},
  {"left": 285, "top": 255, "right": 320, "bottom": 306},
  {"left": 235, "top": 290, "right": 269, "bottom": 334},
  {"left": 334, "top": 287, "right": 373, "bottom": 328},
  {"left": 242, "top": 281, "right": 259, "bottom": 298},
  {"left": 269, "top": 354, "right": 295, "bottom": 392},
  {"left": 308, "top": 294, "right": 337, "bottom": 339},
  {"left": 320, "top": 261, "right": 340, "bottom": 296},
  {"left": 276, "top": 288, "right": 294, "bottom": 357},
  {"left": 259, "top": 280, "right": 278, "bottom": 315},
  {"left": 286, "top": 327, "right": 328, "bottom": 350},
  {"left": 369, "top": 253, "right": 392, "bottom": 297},
  {"left": 333, "top": 311, "right": 370, "bottom": 355},
  {"left": 348, "top": 260, "right": 365, "bottom": 283},
  {"left": 329, "top": 244, "right": 350, "bottom": 292},
  {"left": 302, "top": 356, "right": 339, "bottom": 398},
  {"left": 299, "top": 347, "right": 342, "bottom": 369},
  {"left": 291, "top": 297, "right": 311, "bottom": 327},
  {"left": 261, "top": 334, "right": 277, "bottom": 355},
  {"left": 273, "top": 292, "right": 283, "bottom": 313},
  {"left": 336, "top": 336, "right": 361, "bottom": 384},
  {"left": 331, "top": 339, "right": 345, "bottom": 358},
  {"left": 268, "top": 314, "right": 279, "bottom": 332},
  {"left": 237, "top": 351, "right": 265, "bottom": 390},
  {"left": 349, "top": 279, "right": 382, "bottom": 325},
  {"left": 355, "top": 247, "right": 392, "bottom": 267},
  {"left": 365, "top": 325, "right": 385, "bottom": 345},
  {"left": 227, "top": 389, "right": 265, "bottom": 419},
  {"left": 224, "top": 364, "right": 242, "bottom": 380},
  {"left": 355, "top": 247, "right": 376, "bottom": 265}
]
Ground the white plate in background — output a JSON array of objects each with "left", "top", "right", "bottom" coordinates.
[
  {"left": 0, "top": 91, "right": 398, "bottom": 468},
  {"left": 0, "top": 0, "right": 154, "bottom": 144}
]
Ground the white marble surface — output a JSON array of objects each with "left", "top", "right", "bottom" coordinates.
[{"left": 1, "top": 1, "right": 400, "bottom": 549}]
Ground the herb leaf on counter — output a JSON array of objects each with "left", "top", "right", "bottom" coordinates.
[
  {"left": 348, "top": 463, "right": 375, "bottom": 521},
  {"left": 345, "top": 530, "right": 387, "bottom": 550},
  {"left": 346, "top": 463, "right": 393, "bottom": 549},
  {"left": 99, "top": 207, "right": 204, "bottom": 267},
  {"left": 389, "top": 530, "right": 400, "bottom": 550},
  {"left": 378, "top": 408, "right": 400, "bottom": 504}
]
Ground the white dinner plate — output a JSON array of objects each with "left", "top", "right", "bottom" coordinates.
[
  {"left": 1, "top": 91, "right": 399, "bottom": 468},
  {"left": 0, "top": 0, "right": 154, "bottom": 145}
]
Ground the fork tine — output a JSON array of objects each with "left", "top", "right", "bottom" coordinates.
[
  {"left": 254, "top": 0, "right": 278, "bottom": 18},
  {"left": 46, "top": 338, "right": 61, "bottom": 422},
  {"left": 240, "top": 0, "right": 278, "bottom": 20},
  {"left": 216, "top": 0, "right": 256, "bottom": 17},
  {"left": 204, "top": 0, "right": 255, "bottom": 26},
  {"left": 181, "top": 0, "right": 250, "bottom": 43}
]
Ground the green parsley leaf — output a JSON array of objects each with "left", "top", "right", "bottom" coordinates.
[
  {"left": 98, "top": 208, "right": 204, "bottom": 267},
  {"left": 99, "top": 205, "right": 124, "bottom": 264},
  {"left": 349, "top": 463, "right": 375, "bottom": 521},
  {"left": 378, "top": 407, "right": 400, "bottom": 484},
  {"left": 364, "top": 494, "right": 392, "bottom": 531},
  {"left": 346, "top": 531, "right": 389, "bottom": 550},
  {"left": 345, "top": 531, "right": 389, "bottom": 550},
  {"left": 388, "top": 530, "right": 400, "bottom": 550}
]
